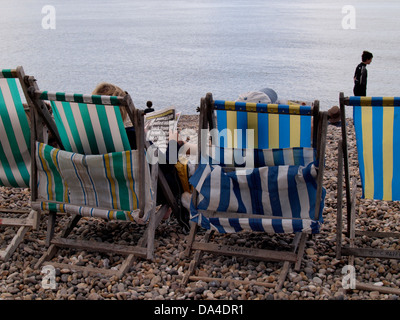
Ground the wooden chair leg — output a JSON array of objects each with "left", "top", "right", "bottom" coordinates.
[
  {"left": 294, "top": 233, "right": 307, "bottom": 271},
  {"left": 36, "top": 205, "right": 165, "bottom": 278},
  {"left": 275, "top": 261, "right": 290, "bottom": 291},
  {"left": 348, "top": 178, "right": 358, "bottom": 266},
  {"left": 116, "top": 204, "right": 166, "bottom": 278},
  {"left": 45, "top": 211, "right": 56, "bottom": 247},
  {"left": 117, "top": 205, "right": 167, "bottom": 278},
  {"left": 37, "top": 213, "right": 82, "bottom": 269},
  {"left": 116, "top": 254, "right": 136, "bottom": 279},
  {"left": 45, "top": 211, "right": 81, "bottom": 247},
  {"left": 274, "top": 232, "right": 307, "bottom": 290},
  {"left": 182, "top": 229, "right": 212, "bottom": 286},
  {"left": 0, "top": 210, "right": 36, "bottom": 261},
  {"left": 60, "top": 214, "right": 82, "bottom": 238},
  {"left": 336, "top": 140, "right": 344, "bottom": 259},
  {"left": 183, "top": 221, "right": 198, "bottom": 258},
  {"left": 145, "top": 205, "right": 168, "bottom": 260},
  {"left": 33, "top": 209, "right": 41, "bottom": 230}
]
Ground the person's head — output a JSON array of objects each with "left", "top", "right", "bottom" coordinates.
[
  {"left": 362, "top": 51, "right": 373, "bottom": 64},
  {"left": 92, "top": 82, "right": 128, "bottom": 121}
]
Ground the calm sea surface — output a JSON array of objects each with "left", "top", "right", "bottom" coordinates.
[{"left": 1, "top": 0, "right": 400, "bottom": 114}]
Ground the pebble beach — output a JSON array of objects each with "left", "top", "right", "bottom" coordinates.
[{"left": 1, "top": 115, "right": 400, "bottom": 301}]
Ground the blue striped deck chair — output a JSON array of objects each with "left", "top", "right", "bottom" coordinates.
[
  {"left": 27, "top": 85, "right": 167, "bottom": 277},
  {"left": 0, "top": 67, "right": 40, "bottom": 261},
  {"left": 337, "top": 92, "right": 400, "bottom": 292},
  {"left": 183, "top": 92, "right": 328, "bottom": 290},
  {"left": 214, "top": 98, "right": 319, "bottom": 149}
]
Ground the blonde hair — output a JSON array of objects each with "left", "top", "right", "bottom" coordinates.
[{"left": 92, "top": 82, "right": 128, "bottom": 121}]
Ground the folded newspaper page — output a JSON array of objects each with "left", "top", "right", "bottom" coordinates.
[{"left": 144, "top": 106, "right": 181, "bottom": 153}]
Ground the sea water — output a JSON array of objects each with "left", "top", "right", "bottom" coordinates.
[{"left": 1, "top": 0, "right": 399, "bottom": 113}]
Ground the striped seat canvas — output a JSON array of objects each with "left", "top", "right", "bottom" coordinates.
[
  {"left": 203, "top": 145, "right": 316, "bottom": 168},
  {"left": 32, "top": 142, "right": 153, "bottom": 223},
  {"left": 189, "top": 159, "right": 324, "bottom": 234},
  {"left": 0, "top": 69, "right": 31, "bottom": 188},
  {"left": 351, "top": 96, "right": 400, "bottom": 201},
  {"left": 215, "top": 100, "right": 313, "bottom": 149},
  {"left": 38, "top": 91, "right": 131, "bottom": 155}
]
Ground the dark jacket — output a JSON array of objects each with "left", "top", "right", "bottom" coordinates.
[{"left": 353, "top": 62, "right": 368, "bottom": 96}]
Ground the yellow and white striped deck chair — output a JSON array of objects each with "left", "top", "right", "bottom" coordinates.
[
  {"left": 27, "top": 84, "right": 167, "bottom": 277},
  {"left": 337, "top": 92, "right": 400, "bottom": 293},
  {"left": 0, "top": 67, "right": 39, "bottom": 261}
]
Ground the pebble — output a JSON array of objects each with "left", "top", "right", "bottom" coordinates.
[{"left": 0, "top": 116, "right": 399, "bottom": 300}]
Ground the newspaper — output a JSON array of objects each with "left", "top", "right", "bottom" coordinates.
[{"left": 144, "top": 106, "right": 181, "bottom": 153}]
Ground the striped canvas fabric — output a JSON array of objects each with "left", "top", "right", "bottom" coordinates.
[
  {"left": 351, "top": 96, "right": 400, "bottom": 201},
  {"left": 34, "top": 142, "right": 154, "bottom": 223},
  {"left": 31, "top": 201, "right": 141, "bottom": 222},
  {"left": 39, "top": 91, "right": 131, "bottom": 155},
  {"left": 195, "top": 97, "right": 321, "bottom": 234},
  {"left": 0, "top": 69, "right": 17, "bottom": 78},
  {"left": 0, "top": 74, "right": 31, "bottom": 188},
  {"left": 215, "top": 100, "right": 312, "bottom": 149},
  {"left": 203, "top": 146, "right": 316, "bottom": 168},
  {"left": 189, "top": 160, "right": 325, "bottom": 234}
]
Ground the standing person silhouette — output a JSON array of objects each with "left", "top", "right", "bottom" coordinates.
[{"left": 353, "top": 51, "right": 373, "bottom": 96}]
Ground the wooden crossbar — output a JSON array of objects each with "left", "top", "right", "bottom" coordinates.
[
  {"left": 341, "top": 247, "right": 400, "bottom": 260},
  {"left": 0, "top": 217, "right": 36, "bottom": 228},
  {"left": 191, "top": 242, "right": 298, "bottom": 263},
  {"left": 0, "top": 210, "right": 38, "bottom": 261},
  {"left": 51, "top": 238, "right": 147, "bottom": 257},
  {"left": 188, "top": 276, "right": 276, "bottom": 288}
]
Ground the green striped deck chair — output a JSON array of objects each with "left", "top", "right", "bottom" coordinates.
[
  {"left": 28, "top": 86, "right": 167, "bottom": 277},
  {"left": 337, "top": 92, "right": 400, "bottom": 293},
  {"left": 0, "top": 67, "right": 39, "bottom": 261},
  {"left": 37, "top": 91, "right": 132, "bottom": 154},
  {"left": 183, "top": 92, "right": 328, "bottom": 290}
]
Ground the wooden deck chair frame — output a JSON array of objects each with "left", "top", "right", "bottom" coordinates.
[
  {"left": 0, "top": 66, "right": 57, "bottom": 261},
  {"left": 26, "top": 80, "right": 168, "bottom": 278},
  {"left": 336, "top": 92, "right": 400, "bottom": 294},
  {"left": 183, "top": 93, "right": 328, "bottom": 290}
]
